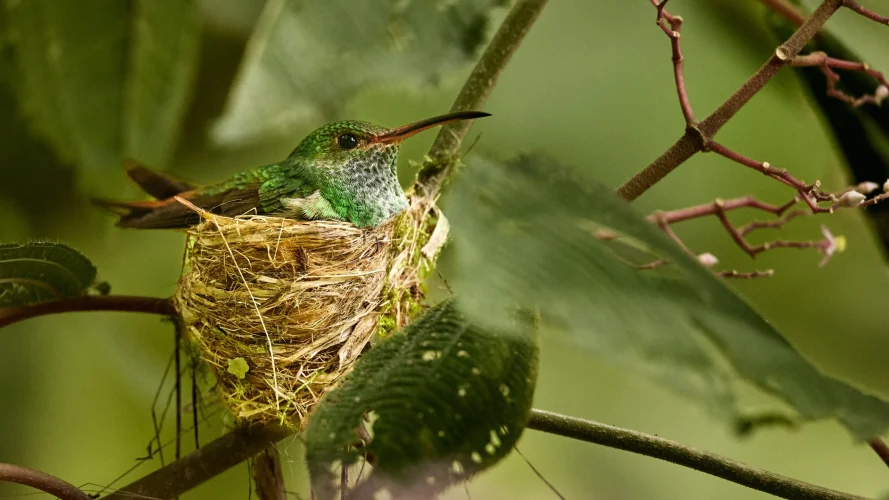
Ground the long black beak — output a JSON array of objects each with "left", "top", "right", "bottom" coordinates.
[{"left": 374, "top": 110, "right": 491, "bottom": 144}]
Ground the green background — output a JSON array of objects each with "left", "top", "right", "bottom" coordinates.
[{"left": 1, "top": 0, "right": 888, "bottom": 498}]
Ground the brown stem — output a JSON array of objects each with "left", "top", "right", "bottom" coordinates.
[
  {"left": 0, "top": 463, "right": 90, "bottom": 500},
  {"left": 616, "top": 0, "right": 845, "bottom": 201},
  {"left": 651, "top": 0, "right": 695, "bottom": 124},
  {"left": 253, "top": 447, "right": 287, "bottom": 500},
  {"left": 792, "top": 52, "right": 889, "bottom": 107},
  {"left": 844, "top": 0, "right": 889, "bottom": 24},
  {"left": 100, "top": 424, "right": 292, "bottom": 500},
  {"left": 527, "top": 409, "right": 866, "bottom": 500},
  {"left": 869, "top": 436, "right": 889, "bottom": 470},
  {"left": 0, "top": 295, "right": 175, "bottom": 329},
  {"left": 418, "top": 0, "right": 549, "bottom": 192},
  {"left": 759, "top": 0, "right": 808, "bottom": 26}
]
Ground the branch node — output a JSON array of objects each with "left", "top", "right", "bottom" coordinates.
[{"left": 775, "top": 46, "right": 792, "bottom": 61}]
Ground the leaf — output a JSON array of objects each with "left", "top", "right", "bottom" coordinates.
[
  {"left": 227, "top": 357, "right": 249, "bottom": 380},
  {"left": 447, "top": 154, "right": 889, "bottom": 440},
  {"left": 305, "top": 299, "right": 538, "bottom": 499},
  {"left": 2, "top": 0, "right": 200, "bottom": 171},
  {"left": 0, "top": 241, "right": 97, "bottom": 307},
  {"left": 766, "top": 10, "right": 889, "bottom": 258},
  {"left": 212, "top": 0, "right": 497, "bottom": 145}
]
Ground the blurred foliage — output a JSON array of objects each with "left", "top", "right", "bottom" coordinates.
[
  {"left": 449, "top": 153, "right": 889, "bottom": 440},
  {"left": 0, "top": 0, "right": 888, "bottom": 499},
  {"left": 307, "top": 299, "right": 538, "bottom": 499},
  {"left": 0, "top": 242, "right": 98, "bottom": 306},
  {"left": 212, "top": 0, "right": 501, "bottom": 145},
  {"left": 2, "top": 0, "right": 200, "bottom": 173}
]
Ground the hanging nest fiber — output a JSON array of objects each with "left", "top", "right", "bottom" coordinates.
[{"left": 173, "top": 193, "right": 445, "bottom": 427}]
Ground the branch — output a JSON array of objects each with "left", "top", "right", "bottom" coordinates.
[
  {"left": 100, "top": 424, "right": 292, "bottom": 500},
  {"left": 792, "top": 52, "right": 889, "bottom": 107},
  {"left": 759, "top": 0, "right": 808, "bottom": 26},
  {"left": 615, "top": 0, "right": 846, "bottom": 202},
  {"left": 651, "top": 0, "right": 695, "bottom": 124},
  {"left": 253, "top": 447, "right": 287, "bottom": 500},
  {"left": 526, "top": 409, "right": 867, "bottom": 500},
  {"left": 0, "top": 295, "right": 175, "bottom": 329},
  {"left": 417, "top": 0, "right": 548, "bottom": 193},
  {"left": 869, "top": 437, "right": 889, "bottom": 471},
  {"left": 844, "top": 0, "right": 889, "bottom": 24},
  {"left": 0, "top": 463, "right": 90, "bottom": 500}
]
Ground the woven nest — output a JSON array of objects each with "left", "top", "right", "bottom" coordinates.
[{"left": 173, "top": 193, "right": 445, "bottom": 427}]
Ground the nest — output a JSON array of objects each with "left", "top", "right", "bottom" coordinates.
[{"left": 173, "top": 193, "right": 445, "bottom": 427}]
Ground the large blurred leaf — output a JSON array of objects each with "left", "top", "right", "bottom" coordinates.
[
  {"left": 2, "top": 0, "right": 200, "bottom": 171},
  {"left": 448, "top": 154, "right": 889, "bottom": 440},
  {"left": 212, "top": 0, "right": 498, "bottom": 145},
  {"left": 0, "top": 242, "right": 97, "bottom": 307},
  {"left": 306, "top": 299, "right": 538, "bottom": 499},
  {"left": 767, "top": 9, "right": 889, "bottom": 258}
]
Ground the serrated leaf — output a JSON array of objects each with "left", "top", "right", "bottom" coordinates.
[
  {"left": 448, "top": 154, "right": 889, "bottom": 440},
  {"left": 3, "top": 0, "right": 199, "bottom": 171},
  {"left": 0, "top": 242, "right": 97, "bottom": 307},
  {"left": 306, "top": 299, "right": 538, "bottom": 499},
  {"left": 212, "top": 0, "right": 497, "bottom": 145}
]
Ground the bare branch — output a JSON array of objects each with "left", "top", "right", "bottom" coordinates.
[
  {"left": 616, "top": 0, "right": 846, "bottom": 201},
  {"left": 527, "top": 409, "right": 867, "bottom": 500},
  {"left": 869, "top": 436, "right": 889, "bottom": 471},
  {"left": 418, "top": 0, "right": 549, "bottom": 192},
  {"left": 792, "top": 52, "right": 889, "bottom": 107},
  {"left": 100, "top": 424, "right": 293, "bottom": 500},
  {"left": 0, "top": 295, "right": 175, "bottom": 329},
  {"left": 759, "top": 0, "right": 808, "bottom": 26},
  {"left": 844, "top": 0, "right": 889, "bottom": 24},
  {"left": 0, "top": 463, "right": 90, "bottom": 500},
  {"left": 651, "top": 0, "right": 695, "bottom": 124},
  {"left": 253, "top": 447, "right": 287, "bottom": 500}
]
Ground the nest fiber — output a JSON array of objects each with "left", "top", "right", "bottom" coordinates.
[{"left": 174, "top": 195, "right": 443, "bottom": 426}]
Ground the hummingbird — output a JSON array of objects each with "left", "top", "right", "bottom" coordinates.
[{"left": 95, "top": 111, "right": 489, "bottom": 229}]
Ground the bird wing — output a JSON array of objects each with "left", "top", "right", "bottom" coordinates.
[{"left": 94, "top": 164, "right": 318, "bottom": 229}]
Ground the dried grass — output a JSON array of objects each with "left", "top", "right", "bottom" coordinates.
[{"left": 173, "top": 192, "right": 445, "bottom": 427}]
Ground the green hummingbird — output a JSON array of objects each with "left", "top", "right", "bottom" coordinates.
[{"left": 95, "top": 111, "right": 489, "bottom": 229}]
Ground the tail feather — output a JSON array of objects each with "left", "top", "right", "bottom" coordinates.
[
  {"left": 95, "top": 160, "right": 264, "bottom": 229},
  {"left": 123, "top": 159, "right": 195, "bottom": 199}
]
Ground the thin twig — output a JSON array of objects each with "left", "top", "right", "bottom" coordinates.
[
  {"left": 616, "top": 0, "right": 846, "bottom": 201},
  {"left": 651, "top": 0, "right": 695, "bottom": 124},
  {"left": 0, "top": 463, "right": 90, "bottom": 500},
  {"left": 759, "top": 0, "right": 808, "bottom": 26},
  {"left": 844, "top": 0, "right": 889, "bottom": 24},
  {"left": 418, "top": 0, "right": 549, "bottom": 192},
  {"left": 869, "top": 437, "right": 889, "bottom": 471},
  {"left": 717, "top": 270, "right": 776, "bottom": 278},
  {"left": 526, "top": 409, "right": 866, "bottom": 500},
  {"left": 792, "top": 52, "right": 889, "bottom": 107},
  {"left": 175, "top": 321, "right": 183, "bottom": 467},
  {"left": 0, "top": 295, "right": 175, "bottom": 329}
]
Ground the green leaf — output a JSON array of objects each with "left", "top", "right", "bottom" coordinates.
[
  {"left": 0, "top": 241, "right": 97, "bottom": 307},
  {"left": 305, "top": 299, "right": 538, "bottom": 499},
  {"left": 227, "top": 357, "right": 249, "bottom": 380},
  {"left": 212, "top": 0, "right": 497, "bottom": 145},
  {"left": 3, "top": 0, "right": 200, "bottom": 171},
  {"left": 448, "top": 154, "right": 889, "bottom": 440}
]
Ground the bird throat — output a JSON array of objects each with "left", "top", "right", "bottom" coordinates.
[{"left": 319, "top": 145, "right": 408, "bottom": 227}]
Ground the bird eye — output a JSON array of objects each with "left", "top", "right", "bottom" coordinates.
[{"left": 337, "top": 133, "right": 359, "bottom": 150}]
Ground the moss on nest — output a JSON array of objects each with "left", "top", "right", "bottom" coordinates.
[{"left": 173, "top": 192, "right": 447, "bottom": 427}]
